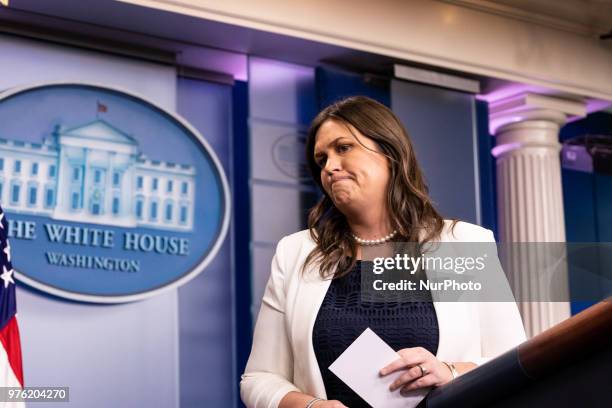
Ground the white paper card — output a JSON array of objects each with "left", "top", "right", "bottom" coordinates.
[{"left": 328, "top": 328, "right": 429, "bottom": 408}]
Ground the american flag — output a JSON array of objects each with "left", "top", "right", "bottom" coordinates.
[{"left": 0, "top": 205, "right": 24, "bottom": 392}]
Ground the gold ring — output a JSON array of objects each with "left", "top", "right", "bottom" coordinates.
[{"left": 417, "top": 364, "right": 427, "bottom": 377}]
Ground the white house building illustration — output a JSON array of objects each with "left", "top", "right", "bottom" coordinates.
[{"left": 0, "top": 119, "right": 195, "bottom": 231}]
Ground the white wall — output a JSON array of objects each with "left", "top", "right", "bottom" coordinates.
[{"left": 1, "top": 34, "right": 179, "bottom": 408}]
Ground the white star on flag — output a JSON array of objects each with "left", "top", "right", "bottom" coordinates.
[
  {"left": 3, "top": 241, "right": 10, "bottom": 262},
  {"left": 0, "top": 211, "right": 4, "bottom": 229},
  {"left": 1, "top": 265, "right": 15, "bottom": 288}
]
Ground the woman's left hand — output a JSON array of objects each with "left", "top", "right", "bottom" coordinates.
[{"left": 379, "top": 347, "right": 453, "bottom": 395}]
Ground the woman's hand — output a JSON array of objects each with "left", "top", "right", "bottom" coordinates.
[{"left": 379, "top": 347, "right": 453, "bottom": 395}]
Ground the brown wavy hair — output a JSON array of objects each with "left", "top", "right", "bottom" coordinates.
[{"left": 303, "top": 96, "right": 453, "bottom": 279}]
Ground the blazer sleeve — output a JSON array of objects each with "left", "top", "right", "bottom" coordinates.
[
  {"left": 473, "top": 229, "right": 527, "bottom": 365},
  {"left": 240, "top": 236, "right": 301, "bottom": 408}
]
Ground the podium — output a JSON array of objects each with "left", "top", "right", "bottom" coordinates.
[{"left": 419, "top": 300, "right": 612, "bottom": 407}]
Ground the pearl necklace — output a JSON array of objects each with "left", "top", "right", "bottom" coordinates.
[{"left": 351, "top": 230, "right": 398, "bottom": 246}]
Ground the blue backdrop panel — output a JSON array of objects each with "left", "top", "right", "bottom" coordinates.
[
  {"left": 176, "top": 77, "right": 234, "bottom": 407},
  {"left": 562, "top": 169, "right": 599, "bottom": 315},
  {"left": 560, "top": 111, "right": 612, "bottom": 314},
  {"left": 595, "top": 174, "right": 612, "bottom": 242},
  {"left": 249, "top": 57, "right": 317, "bottom": 126},
  {"left": 391, "top": 80, "right": 480, "bottom": 224},
  {"left": 247, "top": 57, "right": 317, "bottom": 313},
  {"left": 232, "top": 80, "right": 252, "bottom": 408},
  {"left": 475, "top": 100, "right": 497, "bottom": 236},
  {"left": 562, "top": 170, "right": 598, "bottom": 243},
  {"left": 316, "top": 67, "right": 390, "bottom": 108},
  {"left": 1, "top": 34, "right": 179, "bottom": 408}
]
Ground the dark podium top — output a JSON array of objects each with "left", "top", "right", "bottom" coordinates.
[{"left": 419, "top": 300, "right": 612, "bottom": 408}]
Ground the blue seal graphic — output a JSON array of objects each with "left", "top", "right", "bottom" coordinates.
[{"left": 0, "top": 83, "right": 230, "bottom": 303}]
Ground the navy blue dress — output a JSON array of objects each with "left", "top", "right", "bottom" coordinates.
[{"left": 312, "top": 261, "right": 439, "bottom": 407}]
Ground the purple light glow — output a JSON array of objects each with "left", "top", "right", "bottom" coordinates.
[
  {"left": 479, "top": 83, "right": 611, "bottom": 128},
  {"left": 476, "top": 83, "right": 535, "bottom": 103},
  {"left": 584, "top": 99, "right": 612, "bottom": 117}
]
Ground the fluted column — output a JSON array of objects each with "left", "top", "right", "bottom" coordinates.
[{"left": 488, "top": 93, "right": 585, "bottom": 337}]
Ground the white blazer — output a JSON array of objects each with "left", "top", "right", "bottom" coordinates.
[{"left": 240, "top": 220, "right": 527, "bottom": 408}]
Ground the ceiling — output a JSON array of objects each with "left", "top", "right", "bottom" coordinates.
[
  {"left": 448, "top": 0, "right": 612, "bottom": 38},
  {"left": 0, "top": 0, "right": 403, "bottom": 81},
  {"left": 0, "top": 0, "right": 610, "bottom": 112}
]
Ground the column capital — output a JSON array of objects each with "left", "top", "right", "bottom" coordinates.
[{"left": 488, "top": 92, "right": 586, "bottom": 135}]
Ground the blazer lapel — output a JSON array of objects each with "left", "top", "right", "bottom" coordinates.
[
  {"left": 290, "top": 262, "right": 332, "bottom": 398},
  {"left": 431, "top": 301, "right": 458, "bottom": 361},
  {"left": 425, "top": 225, "right": 473, "bottom": 362}
]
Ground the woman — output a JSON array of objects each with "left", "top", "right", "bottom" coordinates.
[{"left": 240, "top": 96, "right": 526, "bottom": 408}]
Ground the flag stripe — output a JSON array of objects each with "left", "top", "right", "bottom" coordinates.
[
  {"left": 0, "top": 316, "right": 23, "bottom": 387},
  {"left": 1, "top": 205, "right": 24, "bottom": 394},
  {"left": 0, "top": 326, "right": 25, "bottom": 408}
]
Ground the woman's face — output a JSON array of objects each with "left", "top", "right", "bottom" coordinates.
[{"left": 313, "top": 119, "right": 390, "bottom": 213}]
